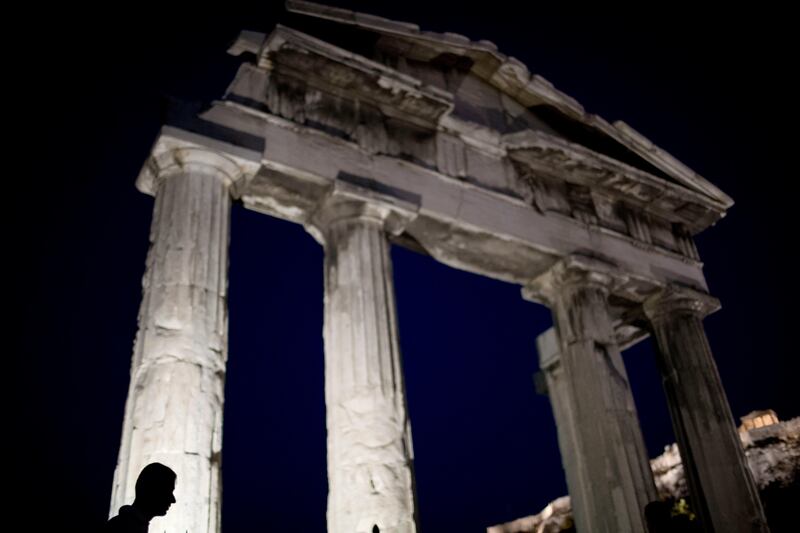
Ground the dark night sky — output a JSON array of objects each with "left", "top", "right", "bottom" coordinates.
[{"left": 11, "top": 3, "right": 799, "bottom": 532}]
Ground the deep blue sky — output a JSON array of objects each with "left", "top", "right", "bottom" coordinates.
[{"left": 12, "top": 3, "right": 798, "bottom": 532}]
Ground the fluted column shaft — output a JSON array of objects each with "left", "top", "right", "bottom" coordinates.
[
  {"left": 318, "top": 203, "right": 416, "bottom": 533},
  {"left": 529, "top": 257, "right": 656, "bottom": 532},
  {"left": 111, "top": 148, "right": 242, "bottom": 533},
  {"left": 644, "top": 288, "right": 768, "bottom": 533}
]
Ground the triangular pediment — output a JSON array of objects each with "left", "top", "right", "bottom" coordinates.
[{"left": 283, "top": 1, "right": 732, "bottom": 209}]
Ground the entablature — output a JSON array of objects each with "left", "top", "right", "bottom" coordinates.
[
  {"left": 224, "top": 21, "right": 726, "bottom": 264},
  {"left": 283, "top": 1, "right": 733, "bottom": 213},
  {"left": 154, "top": 99, "right": 709, "bottom": 292},
  {"left": 165, "top": 4, "right": 738, "bottom": 350},
  {"left": 504, "top": 130, "right": 726, "bottom": 236},
  {"left": 257, "top": 25, "right": 453, "bottom": 130}
]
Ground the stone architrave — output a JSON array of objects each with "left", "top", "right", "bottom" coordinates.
[
  {"left": 644, "top": 286, "right": 769, "bottom": 533},
  {"left": 110, "top": 145, "right": 247, "bottom": 533},
  {"left": 525, "top": 256, "right": 657, "bottom": 533},
  {"left": 308, "top": 183, "right": 419, "bottom": 533}
]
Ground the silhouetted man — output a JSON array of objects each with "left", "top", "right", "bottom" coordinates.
[{"left": 105, "top": 463, "right": 177, "bottom": 533}]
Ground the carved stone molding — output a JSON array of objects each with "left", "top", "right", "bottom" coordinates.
[
  {"left": 305, "top": 178, "right": 420, "bottom": 245},
  {"left": 643, "top": 284, "right": 720, "bottom": 323},
  {"left": 261, "top": 26, "right": 453, "bottom": 129},
  {"left": 522, "top": 254, "right": 627, "bottom": 306},
  {"left": 136, "top": 131, "right": 258, "bottom": 197},
  {"left": 503, "top": 129, "right": 726, "bottom": 234}
]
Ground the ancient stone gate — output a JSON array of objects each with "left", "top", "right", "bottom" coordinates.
[{"left": 110, "top": 2, "right": 768, "bottom": 531}]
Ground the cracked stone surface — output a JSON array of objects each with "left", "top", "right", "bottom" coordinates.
[
  {"left": 318, "top": 203, "right": 417, "bottom": 533},
  {"left": 110, "top": 164, "right": 232, "bottom": 533},
  {"left": 529, "top": 257, "right": 656, "bottom": 533}
]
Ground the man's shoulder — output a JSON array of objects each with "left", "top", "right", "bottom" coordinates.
[
  {"left": 104, "top": 506, "right": 148, "bottom": 533},
  {"left": 103, "top": 515, "right": 123, "bottom": 533}
]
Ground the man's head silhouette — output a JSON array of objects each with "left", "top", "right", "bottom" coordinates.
[
  {"left": 104, "top": 463, "right": 177, "bottom": 532},
  {"left": 134, "top": 462, "right": 176, "bottom": 518}
]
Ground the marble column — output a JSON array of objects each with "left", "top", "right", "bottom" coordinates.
[
  {"left": 535, "top": 328, "right": 586, "bottom": 529},
  {"left": 644, "top": 286, "right": 769, "bottom": 533},
  {"left": 525, "top": 256, "right": 656, "bottom": 533},
  {"left": 110, "top": 146, "right": 245, "bottom": 533},
  {"left": 309, "top": 188, "right": 418, "bottom": 533}
]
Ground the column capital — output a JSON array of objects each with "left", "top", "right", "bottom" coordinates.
[
  {"left": 522, "top": 254, "right": 627, "bottom": 305},
  {"left": 136, "top": 137, "right": 257, "bottom": 197},
  {"left": 643, "top": 284, "right": 720, "bottom": 323},
  {"left": 305, "top": 179, "right": 419, "bottom": 244}
]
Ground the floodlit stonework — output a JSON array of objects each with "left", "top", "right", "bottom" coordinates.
[
  {"left": 110, "top": 147, "right": 256, "bottom": 533},
  {"left": 111, "top": 2, "right": 770, "bottom": 531},
  {"left": 310, "top": 186, "right": 418, "bottom": 533},
  {"left": 489, "top": 417, "right": 799, "bottom": 532}
]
